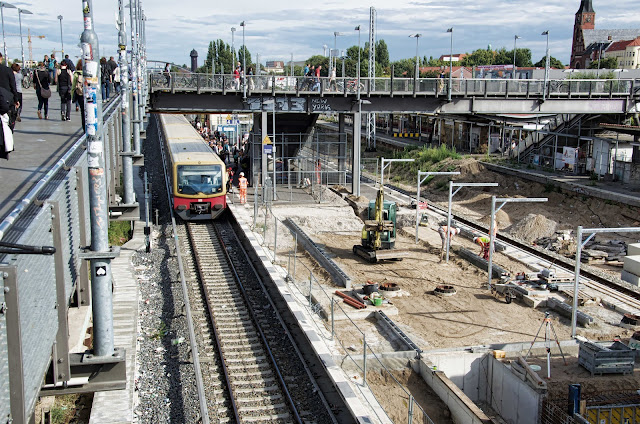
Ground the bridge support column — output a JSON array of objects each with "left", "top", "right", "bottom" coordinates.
[
  {"left": 261, "top": 111, "right": 268, "bottom": 189},
  {"left": 352, "top": 112, "right": 361, "bottom": 197},
  {"left": 338, "top": 113, "right": 346, "bottom": 185}
]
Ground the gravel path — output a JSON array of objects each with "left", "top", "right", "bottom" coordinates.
[{"left": 132, "top": 116, "right": 200, "bottom": 423}]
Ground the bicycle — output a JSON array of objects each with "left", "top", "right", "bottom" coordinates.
[{"left": 21, "top": 68, "right": 32, "bottom": 89}]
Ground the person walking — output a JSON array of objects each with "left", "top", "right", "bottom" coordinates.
[
  {"left": 33, "top": 62, "right": 50, "bottom": 119},
  {"left": 48, "top": 54, "right": 57, "bottom": 85},
  {"left": 438, "top": 225, "right": 460, "bottom": 262},
  {"left": 238, "top": 172, "right": 248, "bottom": 204},
  {"left": 72, "top": 60, "right": 85, "bottom": 129},
  {"left": 62, "top": 54, "right": 75, "bottom": 71},
  {"left": 57, "top": 61, "right": 73, "bottom": 121},
  {"left": 329, "top": 66, "right": 337, "bottom": 91},
  {"left": 100, "top": 57, "right": 110, "bottom": 101},
  {"left": 11, "top": 63, "right": 22, "bottom": 122}
]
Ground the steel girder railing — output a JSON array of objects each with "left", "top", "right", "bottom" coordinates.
[
  {"left": 149, "top": 72, "right": 640, "bottom": 99},
  {"left": 0, "top": 94, "right": 130, "bottom": 423}
]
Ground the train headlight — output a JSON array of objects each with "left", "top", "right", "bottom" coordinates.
[
  {"left": 213, "top": 204, "right": 223, "bottom": 210},
  {"left": 177, "top": 205, "right": 187, "bottom": 211}
]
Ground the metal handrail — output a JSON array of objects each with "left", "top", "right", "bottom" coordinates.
[
  {"left": 0, "top": 94, "right": 123, "bottom": 241},
  {"left": 149, "top": 72, "right": 640, "bottom": 98}
]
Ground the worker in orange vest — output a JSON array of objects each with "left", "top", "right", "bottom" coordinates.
[
  {"left": 238, "top": 172, "right": 248, "bottom": 204},
  {"left": 315, "top": 159, "right": 321, "bottom": 185}
]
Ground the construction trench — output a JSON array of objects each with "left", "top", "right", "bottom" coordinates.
[{"left": 226, "top": 159, "right": 640, "bottom": 424}]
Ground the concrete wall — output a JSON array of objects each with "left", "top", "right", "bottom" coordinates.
[
  {"left": 426, "top": 351, "right": 486, "bottom": 402},
  {"left": 484, "top": 356, "right": 542, "bottom": 424},
  {"left": 414, "top": 359, "right": 492, "bottom": 424}
]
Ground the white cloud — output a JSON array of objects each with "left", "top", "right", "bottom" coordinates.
[{"left": 2, "top": 0, "right": 637, "bottom": 68}]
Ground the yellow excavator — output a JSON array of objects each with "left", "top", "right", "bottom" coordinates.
[{"left": 352, "top": 186, "right": 408, "bottom": 263}]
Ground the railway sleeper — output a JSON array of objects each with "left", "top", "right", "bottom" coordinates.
[
  {"left": 225, "top": 355, "right": 268, "bottom": 363},
  {"left": 237, "top": 405, "right": 289, "bottom": 414}
]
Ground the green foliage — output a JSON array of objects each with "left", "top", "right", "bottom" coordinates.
[
  {"left": 462, "top": 48, "right": 495, "bottom": 67},
  {"left": 201, "top": 39, "right": 252, "bottom": 74},
  {"left": 238, "top": 45, "right": 252, "bottom": 71},
  {"left": 567, "top": 71, "right": 614, "bottom": 79},
  {"left": 376, "top": 40, "right": 390, "bottom": 68},
  {"left": 108, "top": 221, "right": 131, "bottom": 246},
  {"left": 307, "top": 55, "right": 330, "bottom": 75},
  {"left": 533, "top": 56, "right": 565, "bottom": 68},
  {"left": 392, "top": 58, "right": 416, "bottom": 77},
  {"left": 588, "top": 57, "right": 618, "bottom": 69},
  {"left": 152, "top": 322, "right": 168, "bottom": 340},
  {"left": 390, "top": 145, "right": 461, "bottom": 176}
]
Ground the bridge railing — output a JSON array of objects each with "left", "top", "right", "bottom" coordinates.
[{"left": 149, "top": 71, "right": 640, "bottom": 99}]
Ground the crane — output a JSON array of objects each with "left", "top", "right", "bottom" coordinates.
[{"left": 6, "top": 29, "right": 44, "bottom": 66}]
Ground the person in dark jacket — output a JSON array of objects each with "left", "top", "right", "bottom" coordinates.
[
  {"left": 100, "top": 57, "right": 110, "bottom": 101},
  {"left": 57, "top": 62, "right": 73, "bottom": 120},
  {"left": 33, "top": 62, "right": 50, "bottom": 119},
  {"left": 0, "top": 52, "right": 18, "bottom": 109}
]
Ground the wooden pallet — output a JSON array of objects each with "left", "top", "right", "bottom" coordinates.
[{"left": 559, "top": 287, "right": 597, "bottom": 306}]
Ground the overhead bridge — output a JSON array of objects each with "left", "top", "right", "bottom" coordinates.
[{"left": 148, "top": 72, "right": 640, "bottom": 115}]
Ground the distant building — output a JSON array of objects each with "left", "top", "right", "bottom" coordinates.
[
  {"left": 605, "top": 37, "right": 640, "bottom": 69},
  {"left": 264, "top": 61, "right": 285, "bottom": 74},
  {"left": 438, "top": 54, "right": 467, "bottom": 63},
  {"left": 571, "top": 0, "right": 640, "bottom": 68}
]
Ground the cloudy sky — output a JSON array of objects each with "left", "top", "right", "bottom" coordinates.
[{"left": 3, "top": 0, "right": 639, "bottom": 68}]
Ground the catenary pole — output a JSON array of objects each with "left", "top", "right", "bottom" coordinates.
[
  {"left": 129, "top": 0, "right": 140, "bottom": 155},
  {"left": 118, "top": 0, "right": 134, "bottom": 205},
  {"left": 81, "top": 0, "right": 113, "bottom": 357}
]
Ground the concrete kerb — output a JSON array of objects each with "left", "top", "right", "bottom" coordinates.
[{"left": 228, "top": 202, "right": 381, "bottom": 424}]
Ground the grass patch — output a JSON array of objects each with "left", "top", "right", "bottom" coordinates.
[
  {"left": 391, "top": 145, "right": 461, "bottom": 175},
  {"left": 108, "top": 221, "right": 132, "bottom": 246},
  {"left": 48, "top": 394, "right": 92, "bottom": 424}
]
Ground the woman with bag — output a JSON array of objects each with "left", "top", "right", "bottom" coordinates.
[
  {"left": 33, "top": 62, "right": 51, "bottom": 119},
  {"left": 72, "top": 60, "right": 85, "bottom": 129},
  {"left": 56, "top": 61, "right": 73, "bottom": 121}
]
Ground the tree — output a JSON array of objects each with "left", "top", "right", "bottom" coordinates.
[
  {"left": 534, "top": 55, "right": 564, "bottom": 68},
  {"left": 306, "top": 55, "right": 329, "bottom": 76},
  {"left": 588, "top": 57, "right": 618, "bottom": 69},
  {"left": 375, "top": 39, "right": 389, "bottom": 69},
  {"left": 391, "top": 58, "right": 415, "bottom": 77},
  {"left": 462, "top": 48, "right": 495, "bottom": 66},
  {"left": 238, "top": 45, "right": 252, "bottom": 71}
]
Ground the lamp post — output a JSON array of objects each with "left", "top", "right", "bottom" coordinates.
[
  {"left": 355, "top": 25, "right": 361, "bottom": 100},
  {"left": 333, "top": 31, "right": 345, "bottom": 77},
  {"left": 447, "top": 28, "right": 453, "bottom": 101},
  {"left": 231, "top": 26, "right": 236, "bottom": 67},
  {"left": 513, "top": 35, "right": 521, "bottom": 79},
  {"left": 17, "top": 8, "right": 31, "bottom": 67},
  {"left": 409, "top": 33, "right": 421, "bottom": 79},
  {"left": 0, "top": 2, "right": 15, "bottom": 66},
  {"left": 542, "top": 30, "right": 549, "bottom": 100},
  {"left": 58, "top": 15, "right": 64, "bottom": 57},
  {"left": 240, "top": 21, "right": 246, "bottom": 99},
  {"left": 415, "top": 171, "right": 460, "bottom": 243}
]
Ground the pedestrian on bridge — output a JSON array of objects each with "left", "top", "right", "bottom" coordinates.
[
  {"left": 57, "top": 61, "right": 73, "bottom": 121},
  {"left": 33, "top": 62, "right": 50, "bottom": 120},
  {"left": 72, "top": 60, "right": 85, "bottom": 129},
  {"left": 438, "top": 225, "right": 460, "bottom": 262},
  {"left": 238, "top": 172, "right": 248, "bottom": 204}
]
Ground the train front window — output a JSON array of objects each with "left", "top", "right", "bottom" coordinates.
[{"left": 177, "top": 165, "right": 223, "bottom": 195}]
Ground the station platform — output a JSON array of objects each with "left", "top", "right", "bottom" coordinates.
[{"left": 0, "top": 89, "right": 84, "bottom": 221}]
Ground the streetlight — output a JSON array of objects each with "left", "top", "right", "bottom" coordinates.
[
  {"left": 17, "top": 8, "right": 32, "bottom": 67},
  {"left": 447, "top": 27, "right": 453, "bottom": 101},
  {"left": 542, "top": 30, "right": 549, "bottom": 100},
  {"left": 415, "top": 171, "right": 460, "bottom": 243},
  {"left": 0, "top": 2, "right": 15, "bottom": 65},
  {"left": 333, "top": 31, "right": 345, "bottom": 76},
  {"left": 240, "top": 21, "right": 246, "bottom": 99},
  {"left": 409, "top": 34, "right": 421, "bottom": 79},
  {"left": 513, "top": 35, "right": 521, "bottom": 79},
  {"left": 355, "top": 25, "right": 361, "bottom": 100},
  {"left": 231, "top": 27, "right": 236, "bottom": 67},
  {"left": 58, "top": 15, "right": 64, "bottom": 57}
]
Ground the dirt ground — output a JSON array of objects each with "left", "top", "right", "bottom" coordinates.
[{"left": 261, "top": 157, "right": 640, "bottom": 421}]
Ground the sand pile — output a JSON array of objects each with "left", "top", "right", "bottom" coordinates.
[
  {"left": 480, "top": 209, "right": 512, "bottom": 229},
  {"left": 507, "top": 213, "right": 558, "bottom": 243}
]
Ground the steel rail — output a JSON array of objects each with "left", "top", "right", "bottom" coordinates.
[
  {"left": 157, "top": 116, "right": 211, "bottom": 424},
  {"left": 213, "top": 220, "right": 303, "bottom": 423},
  {"left": 186, "top": 222, "right": 241, "bottom": 423}
]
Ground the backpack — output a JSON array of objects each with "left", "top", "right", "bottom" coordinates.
[
  {"left": 48, "top": 60, "right": 55, "bottom": 71},
  {"left": 74, "top": 73, "right": 84, "bottom": 96}
]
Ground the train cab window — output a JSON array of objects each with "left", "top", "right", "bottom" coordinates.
[{"left": 177, "top": 164, "right": 223, "bottom": 195}]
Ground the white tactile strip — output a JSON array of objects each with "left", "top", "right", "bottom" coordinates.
[{"left": 228, "top": 203, "right": 381, "bottom": 424}]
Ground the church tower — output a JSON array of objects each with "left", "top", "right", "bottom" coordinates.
[{"left": 571, "top": 0, "right": 596, "bottom": 68}]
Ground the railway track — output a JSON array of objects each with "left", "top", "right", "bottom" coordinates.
[
  {"left": 369, "top": 178, "right": 640, "bottom": 312},
  {"left": 178, "top": 217, "right": 342, "bottom": 424}
]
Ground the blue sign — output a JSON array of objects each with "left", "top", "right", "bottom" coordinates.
[{"left": 263, "top": 144, "right": 273, "bottom": 154}]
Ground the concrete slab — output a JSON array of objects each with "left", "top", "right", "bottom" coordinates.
[
  {"left": 623, "top": 255, "right": 640, "bottom": 275},
  {"left": 621, "top": 269, "right": 640, "bottom": 286},
  {"left": 628, "top": 244, "right": 640, "bottom": 257}
]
